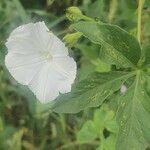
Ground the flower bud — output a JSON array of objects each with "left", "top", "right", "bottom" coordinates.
[
  {"left": 66, "top": 6, "right": 83, "bottom": 22},
  {"left": 63, "top": 32, "right": 82, "bottom": 47}
]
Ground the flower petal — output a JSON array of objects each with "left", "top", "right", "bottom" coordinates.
[
  {"left": 28, "top": 56, "right": 76, "bottom": 103},
  {"left": 28, "top": 62, "right": 60, "bottom": 103},
  {"left": 5, "top": 53, "right": 46, "bottom": 85},
  {"left": 49, "top": 34, "right": 68, "bottom": 57},
  {"left": 6, "top": 22, "right": 52, "bottom": 54},
  {"left": 6, "top": 21, "right": 68, "bottom": 57},
  {"left": 53, "top": 56, "right": 77, "bottom": 93}
]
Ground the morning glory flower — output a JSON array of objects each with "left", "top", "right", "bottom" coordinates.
[{"left": 5, "top": 21, "right": 77, "bottom": 103}]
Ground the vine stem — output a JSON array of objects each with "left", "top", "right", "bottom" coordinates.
[{"left": 137, "top": 0, "right": 144, "bottom": 44}]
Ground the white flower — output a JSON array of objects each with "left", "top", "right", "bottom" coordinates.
[
  {"left": 120, "top": 84, "right": 127, "bottom": 94},
  {"left": 5, "top": 21, "right": 77, "bottom": 103}
]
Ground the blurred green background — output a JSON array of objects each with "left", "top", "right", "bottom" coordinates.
[{"left": 0, "top": 0, "right": 150, "bottom": 149}]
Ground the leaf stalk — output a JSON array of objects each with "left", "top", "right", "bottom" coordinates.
[{"left": 137, "top": 0, "right": 144, "bottom": 44}]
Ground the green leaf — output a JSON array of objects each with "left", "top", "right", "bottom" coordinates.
[
  {"left": 51, "top": 71, "right": 134, "bottom": 113},
  {"left": 76, "top": 43, "right": 100, "bottom": 61},
  {"left": 77, "top": 120, "right": 97, "bottom": 142},
  {"left": 94, "top": 106, "right": 109, "bottom": 133},
  {"left": 77, "top": 44, "right": 111, "bottom": 72},
  {"left": 78, "top": 62, "right": 96, "bottom": 81},
  {"left": 93, "top": 59, "right": 111, "bottom": 72},
  {"left": 72, "top": 21, "right": 141, "bottom": 68},
  {"left": 103, "top": 134, "right": 117, "bottom": 150},
  {"left": 94, "top": 105, "right": 117, "bottom": 134},
  {"left": 105, "top": 119, "right": 118, "bottom": 134},
  {"left": 116, "top": 71, "right": 150, "bottom": 150}
]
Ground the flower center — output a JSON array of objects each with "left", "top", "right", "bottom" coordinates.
[{"left": 46, "top": 53, "right": 53, "bottom": 61}]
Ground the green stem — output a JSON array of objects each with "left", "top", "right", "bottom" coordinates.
[
  {"left": 137, "top": 0, "right": 144, "bottom": 44},
  {"left": 108, "top": 0, "right": 118, "bottom": 23},
  {"left": 81, "top": 15, "right": 94, "bottom": 21},
  {"left": 57, "top": 141, "right": 99, "bottom": 150}
]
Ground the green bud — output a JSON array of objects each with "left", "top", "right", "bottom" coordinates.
[
  {"left": 66, "top": 6, "right": 83, "bottom": 22},
  {"left": 63, "top": 32, "right": 82, "bottom": 47}
]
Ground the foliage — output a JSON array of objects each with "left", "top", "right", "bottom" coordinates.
[{"left": 77, "top": 105, "right": 118, "bottom": 150}]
